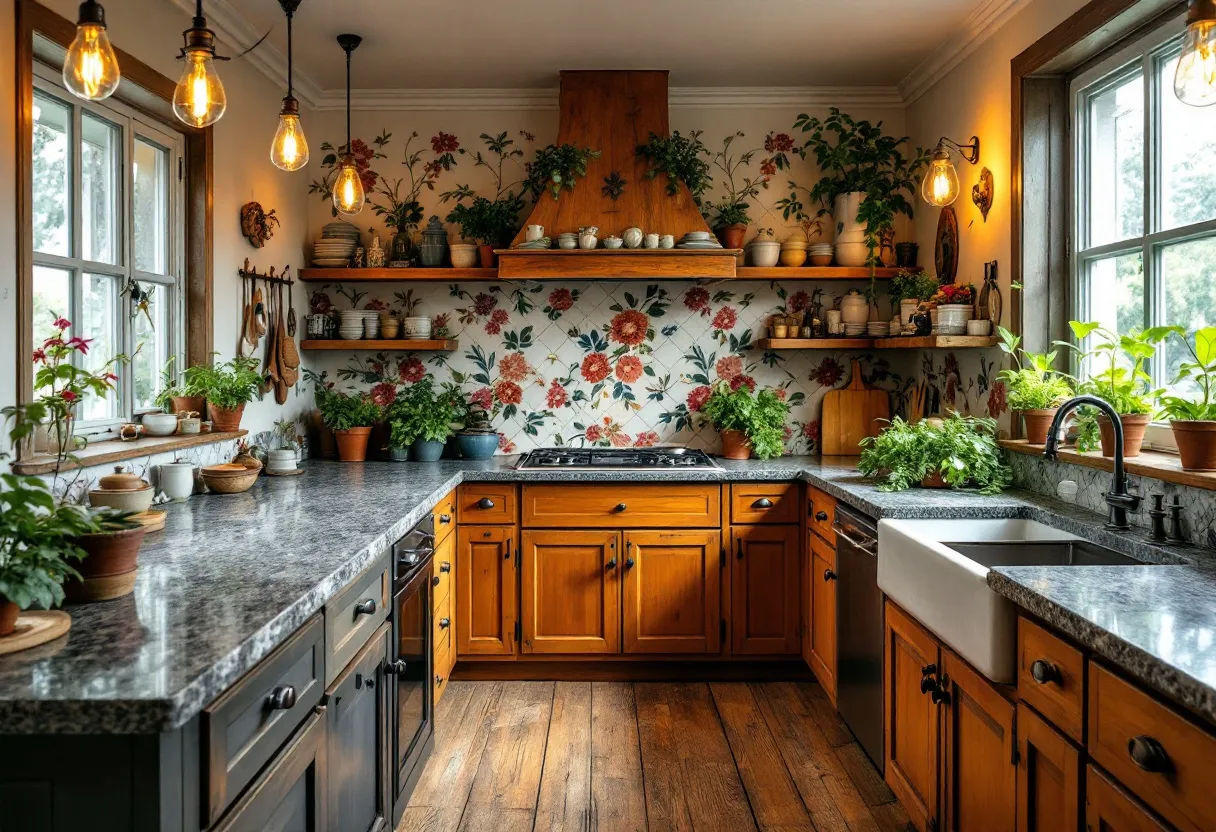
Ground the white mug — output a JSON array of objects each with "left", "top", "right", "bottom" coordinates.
[
  {"left": 526, "top": 224, "right": 545, "bottom": 242},
  {"left": 643, "top": 233, "right": 660, "bottom": 249},
  {"left": 659, "top": 235, "right": 675, "bottom": 249}
]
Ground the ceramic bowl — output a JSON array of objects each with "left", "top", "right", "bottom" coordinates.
[
  {"left": 339, "top": 328, "right": 364, "bottom": 341},
  {"left": 177, "top": 416, "right": 201, "bottom": 435},
  {"left": 141, "top": 412, "right": 178, "bottom": 437},
  {"left": 401, "top": 317, "right": 432, "bottom": 339},
  {"left": 748, "top": 240, "right": 781, "bottom": 268},
  {"left": 450, "top": 244, "right": 479, "bottom": 269},
  {"left": 780, "top": 248, "right": 808, "bottom": 267},
  {"left": 267, "top": 449, "right": 297, "bottom": 472},
  {"left": 966, "top": 319, "right": 992, "bottom": 337},
  {"left": 557, "top": 237, "right": 578, "bottom": 250},
  {"left": 90, "top": 484, "right": 154, "bottom": 513},
  {"left": 201, "top": 462, "right": 261, "bottom": 495},
  {"left": 809, "top": 254, "right": 834, "bottom": 267},
  {"left": 782, "top": 238, "right": 809, "bottom": 251},
  {"left": 603, "top": 237, "right": 623, "bottom": 249}
]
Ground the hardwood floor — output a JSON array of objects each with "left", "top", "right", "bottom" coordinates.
[{"left": 401, "top": 680, "right": 911, "bottom": 832}]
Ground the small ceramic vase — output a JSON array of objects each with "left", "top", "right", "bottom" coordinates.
[
  {"left": 659, "top": 235, "right": 675, "bottom": 249},
  {"left": 623, "top": 227, "right": 644, "bottom": 249},
  {"left": 643, "top": 233, "right": 660, "bottom": 249}
]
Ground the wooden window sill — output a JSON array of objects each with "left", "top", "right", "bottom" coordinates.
[
  {"left": 1001, "top": 439, "right": 1216, "bottom": 491},
  {"left": 13, "top": 430, "right": 248, "bottom": 476}
]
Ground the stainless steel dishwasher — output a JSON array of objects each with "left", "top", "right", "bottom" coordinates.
[{"left": 834, "top": 503, "right": 883, "bottom": 772}]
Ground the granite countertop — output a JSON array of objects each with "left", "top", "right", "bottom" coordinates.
[{"left": 1, "top": 454, "right": 1214, "bottom": 734}]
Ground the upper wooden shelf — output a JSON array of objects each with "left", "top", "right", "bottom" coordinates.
[
  {"left": 735, "top": 266, "right": 915, "bottom": 280},
  {"left": 494, "top": 248, "right": 742, "bottom": 280},
  {"left": 298, "top": 268, "right": 495, "bottom": 282},
  {"left": 300, "top": 339, "right": 459, "bottom": 351},
  {"left": 757, "top": 335, "right": 998, "bottom": 351}
]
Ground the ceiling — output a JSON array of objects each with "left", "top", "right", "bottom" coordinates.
[{"left": 191, "top": 0, "right": 1021, "bottom": 106}]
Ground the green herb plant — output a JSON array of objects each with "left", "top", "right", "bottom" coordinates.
[
  {"left": 1062, "top": 321, "right": 1161, "bottom": 451},
  {"left": 441, "top": 132, "right": 531, "bottom": 246},
  {"left": 153, "top": 355, "right": 202, "bottom": 412},
  {"left": 1152, "top": 325, "right": 1216, "bottom": 421},
  {"left": 995, "top": 326, "right": 1073, "bottom": 411},
  {"left": 307, "top": 370, "right": 382, "bottom": 432},
  {"left": 858, "top": 414, "right": 1012, "bottom": 495},
  {"left": 698, "top": 381, "right": 790, "bottom": 460},
  {"left": 526, "top": 143, "right": 601, "bottom": 201},
  {"left": 387, "top": 377, "right": 461, "bottom": 448},
  {"left": 635, "top": 130, "right": 712, "bottom": 207},
  {"left": 887, "top": 270, "right": 939, "bottom": 306},
  {"left": 184, "top": 355, "right": 263, "bottom": 411}
]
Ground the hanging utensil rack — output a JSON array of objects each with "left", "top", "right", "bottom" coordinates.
[{"left": 238, "top": 258, "right": 294, "bottom": 286}]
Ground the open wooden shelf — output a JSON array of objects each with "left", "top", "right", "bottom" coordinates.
[
  {"left": 736, "top": 266, "right": 915, "bottom": 280},
  {"left": 758, "top": 335, "right": 999, "bottom": 351},
  {"left": 300, "top": 339, "right": 459, "bottom": 351},
  {"left": 757, "top": 338, "right": 874, "bottom": 350},
  {"left": 298, "top": 268, "right": 496, "bottom": 282}
]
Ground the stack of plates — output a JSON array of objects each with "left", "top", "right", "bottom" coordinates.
[
  {"left": 867, "top": 321, "right": 890, "bottom": 338},
  {"left": 338, "top": 310, "right": 365, "bottom": 340},
  {"left": 556, "top": 232, "right": 579, "bottom": 250},
  {"left": 514, "top": 237, "right": 551, "bottom": 250},
  {"left": 844, "top": 324, "right": 867, "bottom": 337},
  {"left": 313, "top": 237, "right": 357, "bottom": 267},
  {"left": 809, "top": 244, "right": 834, "bottom": 255},
  {"left": 676, "top": 231, "right": 723, "bottom": 250}
]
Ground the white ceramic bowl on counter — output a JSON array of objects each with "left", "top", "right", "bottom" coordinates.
[{"left": 141, "top": 412, "right": 178, "bottom": 436}]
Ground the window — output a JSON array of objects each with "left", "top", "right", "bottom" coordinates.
[
  {"left": 1071, "top": 13, "right": 1216, "bottom": 447},
  {"left": 31, "top": 62, "right": 185, "bottom": 436}
]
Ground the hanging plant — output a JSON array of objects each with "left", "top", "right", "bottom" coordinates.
[
  {"left": 602, "top": 171, "right": 627, "bottom": 201},
  {"left": 635, "top": 130, "right": 711, "bottom": 206},
  {"left": 525, "top": 143, "right": 601, "bottom": 201}
]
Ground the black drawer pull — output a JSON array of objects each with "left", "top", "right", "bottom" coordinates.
[
  {"left": 752, "top": 497, "right": 774, "bottom": 508},
  {"left": 1128, "top": 736, "right": 1172, "bottom": 773},
  {"left": 823, "top": 568, "right": 837, "bottom": 581},
  {"left": 477, "top": 497, "right": 495, "bottom": 509},
  {"left": 1030, "top": 660, "right": 1060, "bottom": 685},
  {"left": 432, "top": 576, "right": 441, "bottom": 586},
  {"left": 435, "top": 674, "right": 445, "bottom": 685},
  {"left": 815, "top": 510, "right": 828, "bottom": 521},
  {"left": 606, "top": 558, "right": 618, "bottom": 570},
  {"left": 614, "top": 502, "right": 627, "bottom": 513},
  {"left": 625, "top": 558, "right": 635, "bottom": 569},
  {"left": 266, "top": 685, "right": 296, "bottom": 710},
  {"left": 354, "top": 598, "right": 376, "bottom": 616},
  {"left": 439, "top": 617, "right": 451, "bottom": 629},
  {"left": 385, "top": 660, "right": 407, "bottom": 676},
  {"left": 921, "top": 663, "right": 937, "bottom": 677},
  {"left": 440, "top": 561, "right": 451, "bottom": 573},
  {"left": 439, "top": 514, "right": 452, "bottom": 524}
]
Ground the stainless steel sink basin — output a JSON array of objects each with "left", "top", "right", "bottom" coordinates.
[{"left": 942, "top": 540, "right": 1147, "bottom": 567}]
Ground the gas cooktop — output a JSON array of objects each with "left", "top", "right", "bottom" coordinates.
[{"left": 515, "top": 447, "right": 720, "bottom": 470}]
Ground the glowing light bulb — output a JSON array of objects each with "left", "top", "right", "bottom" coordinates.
[
  {"left": 63, "top": 3, "right": 120, "bottom": 101},
  {"left": 921, "top": 150, "right": 960, "bottom": 207},
  {"left": 173, "top": 50, "right": 226, "bottom": 128},
  {"left": 332, "top": 155, "right": 365, "bottom": 215},
  {"left": 1176, "top": 16, "right": 1216, "bottom": 106},
  {"left": 270, "top": 98, "right": 309, "bottom": 171}
]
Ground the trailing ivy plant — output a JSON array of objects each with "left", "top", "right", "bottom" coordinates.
[
  {"left": 858, "top": 414, "right": 1012, "bottom": 495},
  {"left": 698, "top": 381, "right": 790, "bottom": 460},
  {"left": 525, "top": 143, "right": 601, "bottom": 201},
  {"left": 636, "top": 130, "right": 712, "bottom": 206}
]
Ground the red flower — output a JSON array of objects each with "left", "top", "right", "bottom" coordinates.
[
  {"left": 546, "top": 379, "right": 568, "bottom": 409},
  {"left": 43, "top": 337, "right": 63, "bottom": 349},
  {"left": 683, "top": 287, "right": 710, "bottom": 315},
  {"left": 788, "top": 291, "right": 810, "bottom": 313},
  {"left": 31, "top": 348, "right": 46, "bottom": 364},
  {"left": 715, "top": 355, "right": 743, "bottom": 381},
  {"left": 760, "top": 158, "right": 777, "bottom": 178},
  {"left": 634, "top": 431, "right": 659, "bottom": 448},
  {"left": 584, "top": 424, "right": 603, "bottom": 442},
  {"left": 52, "top": 316, "right": 71, "bottom": 330},
  {"left": 484, "top": 308, "right": 510, "bottom": 335},
  {"left": 547, "top": 288, "right": 574, "bottom": 312},
  {"left": 765, "top": 132, "right": 794, "bottom": 153},
  {"left": 470, "top": 387, "right": 493, "bottom": 409},
  {"left": 609, "top": 430, "right": 632, "bottom": 448},
  {"left": 495, "top": 380, "right": 522, "bottom": 405},
  {"left": 988, "top": 381, "right": 1008, "bottom": 418},
  {"left": 349, "top": 138, "right": 373, "bottom": 164},
  {"left": 811, "top": 357, "right": 844, "bottom": 387},
  {"left": 712, "top": 306, "right": 738, "bottom": 331},
  {"left": 431, "top": 132, "right": 459, "bottom": 154},
  {"left": 615, "top": 354, "right": 644, "bottom": 383},
  {"left": 398, "top": 356, "right": 426, "bottom": 383},
  {"left": 499, "top": 352, "right": 530, "bottom": 383},
  {"left": 498, "top": 434, "right": 515, "bottom": 453},
  {"left": 802, "top": 420, "right": 821, "bottom": 442},
  {"left": 729, "top": 375, "right": 756, "bottom": 392},
  {"left": 60, "top": 390, "right": 77, "bottom": 402},
  {"left": 369, "top": 360, "right": 386, "bottom": 377},
  {"left": 782, "top": 426, "right": 793, "bottom": 441},
  {"left": 365, "top": 298, "right": 389, "bottom": 312},
  {"left": 310, "top": 292, "right": 333, "bottom": 314},
  {"left": 104, "top": 372, "right": 118, "bottom": 382},
  {"left": 581, "top": 353, "right": 611, "bottom": 383},
  {"left": 67, "top": 336, "right": 92, "bottom": 354},
  {"left": 609, "top": 310, "right": 649, "bottom": 346},
  {"left": 473, "top": 292, "right": 497, "bottom": 316},
  {"left": 370, "top": 382, "right": 397, "bottom": 407},
  {"left": 687, "top": 385, "right": 712, "bottom": 412},
  {"left": 775, "top": 388, "right": 787, "bottom": 400}
]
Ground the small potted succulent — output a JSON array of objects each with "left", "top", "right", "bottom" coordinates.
[
  {"left": 996, "top": 326, "right": 1073, "bottom": 445},
  {"left": 1154, "top": 325, "right": 1216, "bottom": 471},
  {"left": 1064, "top": 322, "right": 1160, "bottom": 458},
  {"left": 154, "top": 356, "right": 205, "bottom": 415},
  {"left": 387, "top": 376, "right": 461, "bottom": 462},
  {"left": 698, "top": 380, "right": 790, "bottom": 460},
  {"left": 457, "top": 405, "right": 499, "bottom": 460},
  {"left": 185, "top": 355, "right": 263, "bottom": 433},
  {"left": 310, "top": 372, "right": 383, "bottom": 462}
]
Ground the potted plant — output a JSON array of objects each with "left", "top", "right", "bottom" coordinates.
[
  {"left": 370, "top": 131, "right": 459, "bottom": 264},
  {"left": 996, "top": 326, "right": 1073, "bottom": 445},
  {"left": 526, "top": 141, "right": 601, "bottom": 202},
  {"left": 387, "top": 376, "right": 460, "bottom": 462},
  {"left": 185, "top": 356, "right": 262, "bottom": 433},
  {"left": 1153, "top": 325, "right": 1216, "bottom": 471},
  {"left": 930, "top": 283, "right": 976, "bottom": 334},
  {"left": 457, "top": 405, "right": 499, "bottom": 460},
  {"left": 442, "top": 132, "right": 533, "bottom": 267},
  {"left": 888, "top": 270, "right": 939, "bottom": 331},
  {"left": 705, "top": 132, "right": 767, "bottom": 249},
  {"left": 35, "top": 316, "right": 127, "bottom": 457},
  {"left": 154, "top": 356, "right": 205, "bottom": 415},
  {"left": 311, "top": 376, "right": 382, "bottom": 463},
  {"left": 636, "top": 130, "right": 712, "bottom": 209},
  {"left": 1065, "top": 322, "right": 1160, "bottom": 458},
  {"left": 858, "top": 414, "right": 1012, "bottom": 494},
  {"left": 698, "top": 380, "right": 790, "bottom": 460},
  {"left": 786, "top": 108, "right": 929, "bottom": 270}
]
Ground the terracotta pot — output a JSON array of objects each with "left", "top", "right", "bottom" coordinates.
[
  {"left": 208, "top": 403, "right": 245, "bottom": 433},
  {"left": 66, "top": 526, "right": 147, "bottom": 603},
  {"left": 719, "top": 429, "right": 752, "bottom": 460},
  {"left": 0, "top": 600, "right": 18, "bottom": 637},
  {"left": 334, "top": 426, "right": 373, "bottom": 462},
  {"left": 717, "top": 224, "right": 747, "bottom": 250},
  {"left": 1097, "top": 414, "right": 1151, "bottom": 458},
  {"left": 921, "top": 470, "right": 949, "bottom": 488},
  {"left": 1019, "top": 408, "right": 1058, "bottom": 446},
  {"left": 170, "top": 395, "right": 205, "bottom": 415},
  {"left": 478, "top": 244, "right": 496, "bottom": 269},
  {"left": 1170, "top": 420, "right": 1216, "bottom": 471}
]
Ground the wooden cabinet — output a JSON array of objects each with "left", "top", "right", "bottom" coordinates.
[
  {"left": 455, "top": 525, "right": 516, "bottom": 656},
  {"left": 884, "top": 601, "right": 941, "bottom": 832},
  {"left": 622, "top": 530, "right": 721, "bottom": 654},
  {"left": 433, "top": 489, "right": 456, "bottom": 543},
  {"left": 807, "top": 531, "right": 837, "bottom": 700},
  {"left": 729, "top": 483, "right": 799, "bottom": 524},
  {"left": 1018, "top": 616, "right": 1085, "bottom": 744},
  {"left": 1086, "top": 765, "right": 1171, "bottom": 832},
  {"left": 940, "top": 647, "right": 1016, "bottom": 832},
  {"left": 325, "top": 624, "right": 390, "bottom": 832},
  {"left": 457, "top": 483, "right": 517, "bottom": 525},
  {"left": 1017, "top": 702, "right": 1081, "bottom": 832},
  {"left": 809, "top": 486, "right": 836, "bottom": 544},
  {"left": 520, "top": 530, "right": 620, "bottom": 653},
  {"left": 730, "top": 523, "right": 800, "bottom": 655}
]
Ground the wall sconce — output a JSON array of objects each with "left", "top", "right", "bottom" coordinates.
[
  {"left": 920, "top": 136, "right": 980, "bottom": 207},
  {"left": 1175, "top": 0, "right": 1216, "bottom": 106}
]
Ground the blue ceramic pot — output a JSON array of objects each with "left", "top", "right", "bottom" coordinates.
[
  {"left": 411, "top": 439, "right": 445, "bottom": 462},
  {"left": 458, "top": 433, "right": 498, "bottom": 460}
]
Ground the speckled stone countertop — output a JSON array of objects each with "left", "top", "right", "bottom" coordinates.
[{"left": 1, "top": 454, "right": 1214, "bottom": 734}]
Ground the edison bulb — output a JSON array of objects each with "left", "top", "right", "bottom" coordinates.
[
  {"left": 270, "top": 100, "right": 309, "bottom": 172},
  {"left": 1176, "top": 19, "right": 1216, "bottom": 106},
  {"left": 173, "top": 51, "right": 226, "bottom": 128},
  {"left": 332, "top": 156, "right": 365, "bottom": 215},
  {"left": 63, "top": 22, "right": 120, "bottom": 100},
  {"left": 921, "top": 154, "right": 960, "bottom": 207}
]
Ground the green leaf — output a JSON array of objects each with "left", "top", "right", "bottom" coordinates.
[{"left": 1069, "top": 320, "right": 1101, "bottom": 340}]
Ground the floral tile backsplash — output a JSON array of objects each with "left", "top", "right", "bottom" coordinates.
[{"left": 307, "top": 279, "right": 928, "bottom": 455}]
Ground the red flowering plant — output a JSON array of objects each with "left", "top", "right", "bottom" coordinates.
[
  {"left": 370, "top": 131, "right": 461, "bottom": 234},
  {"left": 930, "top": 283, "right": 976, "bottom": 306},
  {"left": 309, "top": 130, "right": 390, "bottom": 216},
  {"left": 36, "top": 316, "right": 128, "bottom": 457}
]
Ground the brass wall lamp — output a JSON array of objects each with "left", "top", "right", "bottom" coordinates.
[{"left": 920, "top": 136, "right": 980, "bottom": 207}]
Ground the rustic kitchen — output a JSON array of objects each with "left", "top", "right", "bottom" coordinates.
[{"left": 2, "top": 0, "right": 1216, "bottom": 830}]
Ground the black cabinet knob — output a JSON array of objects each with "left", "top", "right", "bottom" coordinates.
[
  {"left": 477, "top": 498, "right": 495, "bottom": 509},
  {"left": 752, "top": 498, "right": 774, "bottom": 508},
  {"left": 921, "top": 663, "right": 937, "bottom": 677},
  {"left": 439, "top": 617, "right": 451, "bottom": 629},
  {"left": 1128, "top": 736, "right": 1172, "bottom": 773},
  {"left": 625, "top": 558, "right": 635, "bottom": 569},
  {"left": 266, "top": 685, "right": 296, "bottom": 710},
  {"left": 440, "top": 561, "right": 451, "bottom": 573},
  {"left": 931, "top": 688, "right": 950, "bottom": 706},
  {"left": 815, "top": 510, "right": 829, "bottom": 521},
  {"left": 435, "top": 675, "right": 444, "bottom": 685},
  {"left": 823, "top": 568, "right": 837, "bottom": 581},
  {"left": 354, "top": 598, "right": 377, "bottom": 616},
  {"left": 364, "top": 677, "right": 374, "bottom": 690},
  {"left": 606, "top": 558, "right": 618, "bottom": 570},
  {"left": 614, "top": 503, "right": 627, "bottom": 513},
  {"left": 432, "top": 576, "right": 441, "bottom": 587},
  {"left": 439, "top": 514, "right": 452, "bottom": 524},
  {"left": 385, "top": 660, "right": 407, "bottom": 676},
  {"left": 1030, "top": 660, "right": 1060, "bottom": 685}
]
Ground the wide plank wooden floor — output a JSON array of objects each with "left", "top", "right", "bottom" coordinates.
[{"left": 402, "top": 680, "right": 911, "bottom": 832}]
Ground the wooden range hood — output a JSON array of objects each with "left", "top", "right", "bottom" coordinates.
[{"left": 496, "top": 70, "right": 740, "bottom": 280}]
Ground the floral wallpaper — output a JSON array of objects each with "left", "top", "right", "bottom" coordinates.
[{"left": 307, "top": 280, "right": 920, "bottom": 455}]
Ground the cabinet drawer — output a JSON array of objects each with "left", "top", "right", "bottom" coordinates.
[
  {"left": 1089, "top": 663, "right": 1216, "bottom": 832},
  {"left": 1017, "top": 615, "right": 1085, "bottom": 743},
  {"left": 203, "top": 615, "right": 325, "bottom": 828},
  {"left": 521, "top": 484, "right": 720, "bottom": 528},
  {"left": 1085, "top": 765, "right": 1170, "bottom": 832},
  {"left": 433, "top": 490, "right": 457, "bottom": 543},
  {"left": 809, "top": 487, "right": 836, "bottom": 544},
  {"left": 432, "top": 532, "right": 454, "bottom": 608},
  {"left": 458, "top": 483, "right": 517, "bottom": 524},
  {"left": 325, "top": 554, "right": 390, "bottom": 686},
  {"left": 730, "top": 483, "right": 799, "bottom": 524}
]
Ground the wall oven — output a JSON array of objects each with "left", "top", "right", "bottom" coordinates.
[{"left": 387, "top": 514, "right": 435, "bottom": 822}]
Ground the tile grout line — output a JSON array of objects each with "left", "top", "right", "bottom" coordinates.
[{"left": 706, "top": 682, "right": 763, "bottom": 832}]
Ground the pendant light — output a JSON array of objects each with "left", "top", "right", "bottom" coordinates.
[
  {"left": 173, "top": 0, "right": 228, "bottom": 128},
  {"left": 270, "top": 0, "right": 309, "bottom": 171},
  {"left": 332, "top": 34, "right": 365, "bottom": 216},
  {"left": 63, "top": 1, "right": 121, "bottom": 101},
  {"left": 920, "top": 136, "right": 980, "bottom": 208},
  {"left": 1175, "top": 0, "right": 1216, "bottom": 106}
]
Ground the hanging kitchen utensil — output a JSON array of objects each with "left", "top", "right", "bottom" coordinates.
[
  {"left": 238, "top": 274, "right": 251, "bottom": 357},
  {"left": 821, "top": 359, "right": 890, "bottom": 455},
  {"left": 908, "top": 380, "right": 927, "bottom": 425},
  {"left": 253, "top": 283, "right": 268, "bottom": 338},
  {"left": 286, "top": 269, "right": 297, "bottom": 336},
  {"left": 274, "top": 282, "right": 290, "bottom": 403},
  {"left": 280, "top": 285, "right": 301, "bottom": 390},
  {"left": 262, "top": 277, "right": 279, "bottom": 397}
]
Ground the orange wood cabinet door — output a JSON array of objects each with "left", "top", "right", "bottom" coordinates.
[
  {"left": 940, "top": 648, "right": 1017, "bottom": 832},
  {"left": 1017, "top": 703, "right": 1081, "bottom": 832},
  {"left": 808, "top": 532, "right": 837, "bottom": 700},
  {"left": 1085, "top": 765, "right": 1171, "bottom": 832},
  {"left": 884, "top": 601, "right": 941, "bottom": 832},
  {"left": 520, "top": 530, "right": 620, "bottom": 654},
  {"left": 621, "top": 530, "right": 720, "bottom": 655},
  {"left": 455, "top": 526, "right": 516, "bottom": 656},
  {"left": 801, "top": 531, "right": 814, "bottom": 671},
  {"left": 730, "top": 524, "right": 800, "bottom": 655}
]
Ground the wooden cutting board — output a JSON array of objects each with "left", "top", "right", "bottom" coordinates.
[{"left": 821, "top": 359, "right": 890, "bottom": 455}]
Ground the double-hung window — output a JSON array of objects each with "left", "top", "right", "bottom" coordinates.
[
  {"left": 31, "top": 61, "right": 185, "bottom": 438},
  {"left": 1071, "top": 12, "right": 1216, "bottom": 447}
]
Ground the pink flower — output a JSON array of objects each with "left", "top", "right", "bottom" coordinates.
[
  {"left": 498, "top": 352, "right": 530, "bottom": 383},
  {"left": 545, "top": 379, "right": 568, "bottom": 409},
  {"left": 634, "top": 431, "right": 659, "bottom": 447},
  {"left": 470, "top": 387, "right": 493, "bottom": 409},
  {"left": 52, "top": 316, "right": 71, "bottom": 330},
  {"left": 365, "top": 298, "right": 389, "bottom": 312},
  {"left": 687, "top": 385, "right": 712, "bottom": 412},
  {"left": 775, "top": 388, "right": 787, "bottom": 400},
  {"left": 61, "top": 390, "right": 77, "bottom": 402},
  {"left": 683, "top": 287, "right": 710, "bottom": 315},
  {"left": 547, "top": 288, "right": 574, "bottom": 312},
  {"left": 498, "top": 434, "right": 515, "bottom": 453},
  {"left": 712, "top": 306, "right": 738, "bottom": 331},
  {"left": 584, "top": 424, "right": 603, "bottom": 442},
  {"left": 615, "top": 354, "right": 644, "bottom": 383},
  {"left": 715, "top": 355, "right": 743, "bottom": 382},
  {"left": 397, "top": 356, "right": 426, "bottom": 384},
  {"left": 729, "top": 375, "right": 756, "bottom": 392},
  {"left": 370, "top": 382, "right": 397, "bottom": 407},
  {"left": 609, "top": 310, "right": 649, "bottom": 346},
  {"left": 31, "top": 348, "right": 46, "bottom": 364},
  {"left": 581, "top": 353, "right": 611, "bottom": 383},
  {"left": 609, "top": 429, "right": 632, "bottom": 448},
  {"left": 495, "top": 380, "right": 522, "bottom": 405},
  {"left": 67, "top": 336, "right": 92, "bottom": 355}
]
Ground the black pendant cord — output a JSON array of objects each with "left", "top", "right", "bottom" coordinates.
[
  {"left": 345, "top": 46, "right": 351, "bottom": 150},
  {"left": 286, "top": 11, "right": 293, "bottom": 100},
  {"left": 194, "top": 0, "right": 204, "bottom": 27}
]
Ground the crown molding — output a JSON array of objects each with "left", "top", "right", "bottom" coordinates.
[{"left": 898, "top": 0, "right": 1033, "bottom": 105}]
